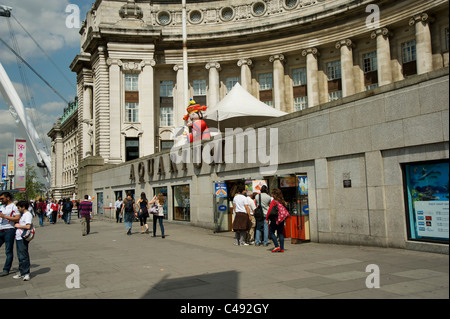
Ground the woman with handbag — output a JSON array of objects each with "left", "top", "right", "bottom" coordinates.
[
  {"left": 266, "top": 188, "right": 288, "bottom": 253},
  {"left": 137, "top": 192, "right": 150, "bottom": 234},
  {"left": 149, "top": 193, "right": 165, "bottom": 238}
]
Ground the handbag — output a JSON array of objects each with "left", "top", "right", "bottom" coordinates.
[
  {"left": 22, "top": 225, "right": 35, "bottom": 242},
  {"left": 254, "top": 194, "right": 264, "bottom": 222},
  {"left": 149, "top": 204, "right": 158, "bottom": 214},
  {"left": 276, "top": 202, "right": 291, "bottom": 224}
]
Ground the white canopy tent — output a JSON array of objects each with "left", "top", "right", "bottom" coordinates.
[{"left": 204, "top": 83, "right": 287, "bottom": 131}]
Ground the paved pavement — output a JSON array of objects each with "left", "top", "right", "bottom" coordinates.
[{"left": 1, "top": 216, "right": 448, "bottom": 300}]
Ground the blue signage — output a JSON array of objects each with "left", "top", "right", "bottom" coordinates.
[
  {"left": 218, "top": 205, "right": 227, "bottom": 212},
  {"left": 215, "top": 183, "right": 227, "bottom": 198}
]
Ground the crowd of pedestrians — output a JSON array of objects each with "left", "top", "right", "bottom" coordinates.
[
  {"left": 232, "top": 185, "right": 290, "bottom": 253},
  {"left": 116, "top": 192, "right": 167, "bottom": 237}
]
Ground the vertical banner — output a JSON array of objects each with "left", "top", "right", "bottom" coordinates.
[
  {"left": 1, "top": 164, "right": 6, "bottom": 190},
  {"left": 7, "top": 154, "right": 14, "bottom": 189},
  {"left": 15, "top": 139, "right": 27, "bottom": 191}
]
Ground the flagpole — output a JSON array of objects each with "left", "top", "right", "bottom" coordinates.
[{"left": 182, "top": 0, "right": 188, "bottom": 106}]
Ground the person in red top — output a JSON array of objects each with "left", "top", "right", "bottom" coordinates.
[
  {"left": 36, "top": 198, "right": 47, "bottom": 227},
  {"left": 50, "top": 200, "right": 59, "bottom": 224},
  {"left": 78, "top": 195, "right": 93, "bottom": 236}
]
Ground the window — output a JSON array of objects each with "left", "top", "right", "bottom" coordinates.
[
  {"left": 327, "top": 61, "right": 341, "bottom": 80},
  {"left": 161, "top": 141, "right": 174, "bottom": 152},
  {"left": 327, "top": 61, "right": 342, "bottom": 101},
  {"left": 259, "top": 73, "right": 273, "bottom": 106},
  {"left": 328, "top": 91, "right": 342, "bottom": 101},
  {"left": 226, "top": 76, "right": 239, "bottom": 93},
  {"left": 293, "top": 68, "right": 307, "bottom": 86},
  {"left": 402, "top": 40, "right": 417, "bottom": 63},
  {"left": 125, "top": 74, "right": 139, "bottom": 91},
  {"left": 160, "top": 107, "right": 173, "bottom": 127},
  {"left": 125, "top": 74, "right": 139, "bottom": 122},
  {"left": 259, "top": 73, "right": 273, "bottom": 90},
  {"left": 363, "top": 52, "right": 377, "bottom": 73},
  {"left": 125, "top": 102, "right": 139, "bottom": 122},
  {"left": 173, "top": 185, "right": 190, "bottom": 221},
  {"left": 160, "top": 81, "right": 173, "bottom": 97},
  {"left": 294, "top": 96, "right": 308, "bottom": 111},
  {"left": 363, "top": 52, "right": 378, "bottom": 90},
  {"left": 193, "top": 79, "right": 206, "bottom": 96},
  {"left": 125, "top": 137, "right": 139, "bottom": 162},
  {"left": 401, "top": 40, "right": 417, "bottom": 77},
  {"left": 293, "top": 68, "right": 307, "bottom": 110}
]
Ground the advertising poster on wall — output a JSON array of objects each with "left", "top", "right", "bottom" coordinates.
[{"left": 405, "top": 161, "right": 449, "bottom": 242}]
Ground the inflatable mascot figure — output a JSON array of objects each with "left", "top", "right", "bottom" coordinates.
[{"left": 183, "top": 99, "right": 211, "bottom": 143}]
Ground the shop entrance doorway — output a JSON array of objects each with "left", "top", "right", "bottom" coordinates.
[{"left": 278, "top": 174, "right": 310, "bottom": 243}]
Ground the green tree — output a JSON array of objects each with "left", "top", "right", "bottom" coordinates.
[{"left": 14, "top": 164, "right": 46, "bottom": 201}]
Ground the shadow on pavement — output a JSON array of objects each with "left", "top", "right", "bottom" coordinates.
[{"left": 142, "top": 270, "right": 238, "bottom": 299}]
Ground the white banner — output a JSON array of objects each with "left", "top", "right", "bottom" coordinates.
[{"left": 15, "top": 139, "right": 26, "bottom": 191}]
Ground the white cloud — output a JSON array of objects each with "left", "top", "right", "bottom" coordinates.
[{"left": 0, "top": 0, "right": 80, "bottom": 63}]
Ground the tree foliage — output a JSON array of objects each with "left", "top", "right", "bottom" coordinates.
[{"left": 14, "top": 164, "right": 46, "bottom": 201}]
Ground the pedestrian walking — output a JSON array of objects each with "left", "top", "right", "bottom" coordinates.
[
  {"left": 137, "top": 192, "right": 150, "bottom": 234},
  {"left": 13, "top": 200, "right": 33, "bottom": 281},
  {"left": 121, "top": 192, "right": 136, "bottom": 235},
  {"left": 232, "top": 185, "right": 250, "bottom": 246},
  {"left": 78, "top": 195, "right": 93, "bottom": 236},
  {"left": 115, "top": 196, "right": 123, "bottom": 223},
  {"left": 0, "top": 192, "right": 20, "bottom": 277},
  {"left": 150, "top": 193, "right": 166, "bottom": 238},
  {"left": 50, "top": 200, "right": 59, "bottom": 224},
  {"left": 254, "top": 185, "right": 272, "bottom": 247},
  {"left": 62, "top": 198, "right": 73, "bottom": 224},
  {"left": 266, "top": 188, "right": 286, "bottom": 253},
  {"left": 36, "top": 198, "right": 46, "bottom": 227}
]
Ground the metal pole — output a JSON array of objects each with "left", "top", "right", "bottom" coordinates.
[{"left": 182, "top": 0, "right": 189, "bottom": 106}]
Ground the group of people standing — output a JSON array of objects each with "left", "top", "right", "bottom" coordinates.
[
  {"left": 114, "top": 192, "right": 166, "bottom": 237},
  {"left": 0, "top": 192, "right": 33, "bottom": 281},
  {"left": 233, "top": 185, "right": 288, "bottom": 252}
]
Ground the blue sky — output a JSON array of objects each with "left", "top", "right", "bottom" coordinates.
[{"left": 0, "top": 0, "right": 93, "bottom": 180}]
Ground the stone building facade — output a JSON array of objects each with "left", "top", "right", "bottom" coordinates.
[
  {"left": 47, "top": 98, "right": 79, "bottom": 199},
  {"left": 54, "top": 0, "right": 450, "bottom": 252}
]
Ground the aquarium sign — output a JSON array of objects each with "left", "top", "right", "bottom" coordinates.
[{"left": 404, "top": 161, "right": 449, "bottom": 242}]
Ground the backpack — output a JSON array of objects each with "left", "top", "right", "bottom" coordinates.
[
  {"left": 125, "top": 200, "right": 134, "bottom": 213},
  {"left": 64, "top": 201, "right": 72, "bottom": 212},
  {"left": 254, "top": 194, "right": 264, "bottom": 222}
]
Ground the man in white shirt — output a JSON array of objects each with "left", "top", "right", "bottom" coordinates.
[{"left": 0, "top": 192, "right": 20, "bottom": 277}]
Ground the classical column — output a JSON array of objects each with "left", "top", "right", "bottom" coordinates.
[
  {"left": 140, "top": 59, "right": 156, "bottom": 156},
  {"left": 173, "top": 64, "right": 187, "bottom": 127},
  {"left": 336, "top": 39, "right": 355, "bottom": 97},
  {"left": 107, "top": 58, "right": 122, "bottom": 163},
  {"left": 237, "top": 58, "right": 253, "bottom": 92},
  {"left": 92, "top": 46, "right": 110, "bottom": 160},
  {"left": 409, "top": 13, "right": 433, "bottom": 74},
  {"left": 371, "top": 28, "right": 393, "bottom": 86},
  {"left": 269, "top": 54, "right": 285, "bottom": 111},
  {"left": 205, "top": 62, "right": 221, "bottom": 108},
  {"left": 301, "top": 48, "right": 320, "bottom": 108}
]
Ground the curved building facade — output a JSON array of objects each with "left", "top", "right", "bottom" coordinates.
[{"left": 66, "top": 0, "right": 449, "bottom": 252}]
